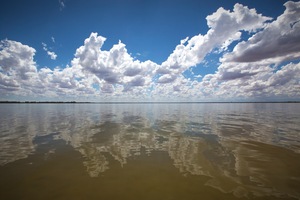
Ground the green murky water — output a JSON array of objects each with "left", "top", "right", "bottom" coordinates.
[{"left": 0, "top": 103, "right": 300, "bottom": 199}]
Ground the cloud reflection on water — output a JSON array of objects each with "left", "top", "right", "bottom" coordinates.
[{"left": 0, "top": 103, "right": 300, "bottom": 199}]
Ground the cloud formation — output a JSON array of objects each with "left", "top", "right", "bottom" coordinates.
[
  {"left": 0, "top": 2, "right": 299, "bottom": 101},
  {"left": 0, "top": 40, "right": 37, "bottom": 92},
  {"left": 58, "top": 0, "right": 66, "bottom": 11},
  {"left": 156, "top": 3, "right": 272, "bottom": 83},
  {"left": 42, "top": 43, "right": 57, "bottom": 60},
  {"left": 222, "top": 1, "right": 300, "bottom": 64},
  {"left": 73, "top": 33, "right": 158, "bottom": 93}
]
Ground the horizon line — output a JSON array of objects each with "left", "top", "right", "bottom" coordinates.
[{"left": 1, "top": 101, "right": 299, "bottom": 104}]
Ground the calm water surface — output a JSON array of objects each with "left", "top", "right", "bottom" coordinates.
[{"left": 0, "top": 103, "right": 300, "bottom": 200}]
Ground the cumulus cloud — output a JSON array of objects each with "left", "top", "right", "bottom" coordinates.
[
  {"left": 0, "top": 39, "right": 97, "bottom": 99},
  {"left": 73, "top": 32, "right": 158, "bottom": 93},
  {"left": 216, "top": 63, "right": 270, "bottom": 81},
  {"left": 0, "top": 2, "right": 299, "bottom": 101},
  {"left": 0, "top": 39, "right": 47, "bottom": 97},
  {"left": 222, "top": 1, "right": 300, "bottom": 64},
  {"left": 268, "top": 62, "right": 300, "bottom": 87},
  {"left": 195, "top": 1, "right": 300, "bottom": 100},
  {"left": 0, "top": 73, "right": 19, "bottom": 91},
  {"left": 47, "top": 51, "right": 57, "bottom": 60},
  {"left": 0, "top": 39, "right": 37, "bottom": 81},
  {"left": 156, "top": 3, "right": 272, "bottom": 84},
  {"left": 200, "top": 61, "right": 300, "bottom": 100},
  {"left": 0, "top": 35, "right": 158, "bottom": 99},
  {"left": 157, "top": 74, "right": 177, "bottom": 84},
  {"left": 42, "top": 43, "right": 57, "bottom": 60}
]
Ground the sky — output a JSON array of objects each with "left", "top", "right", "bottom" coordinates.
[{"left": 0, "top": 0, "right": 299, "bottom": 102}]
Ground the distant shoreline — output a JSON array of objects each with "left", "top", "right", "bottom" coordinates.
[{"left": 0, "top": 101, "right": 299, "bottom": 104}]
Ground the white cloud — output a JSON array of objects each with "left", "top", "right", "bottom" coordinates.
[
  {"left": 0, "top": 39, "right": 44, "bottom": 97},
  {"left": 0, "top": 73, "right": 20, "bottom": 91},
  {"left": 222, "top": 1, "right": 300, "bottom": 64},
  {"left": 0, "top": 2, "right": 299, "bottom": 101},
  {"left": 1, "top": 35, "right": 158, "bottom": 100},
  {"left": 47, "top": 51, "right": 57, "bottom": 60},
  {"left": 59, "top": 0, "right": 66, "bottom": 11},
  {"left": 51, "top": 36, "right": 55, "bottom": 43},
  {"left": 0, "top": 39, "right": 37, "bottom": 80},
  {"left": 268, "top": 63, "right": 300, "bottom": 87},
  {"left": 0, "top": 39, "right": 97, "bottom": 99},
  {"left": 74, "top": 32, "right": 158, "bottom": 93},
  {"left": 157, "top": 74, "right": 177, "bottom": 84},
  {"left": 216, "top": 62, "right": 270, "bottom": 81},
  {"left": 42, "top": 42, "right": 57, "bottom": 60},
  {"left": 199, "top": 61, "right": 300, "bottom": 100},
  {"left": 151, "top": 75, "right": 202, "bottom": 101},
  {"left": 156, "top": 3, "right": 272, "bottom": 84}
]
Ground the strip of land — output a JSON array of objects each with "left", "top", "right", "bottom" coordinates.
[{"left": 0, "top": 101, "right": 299, "bottom": 104}]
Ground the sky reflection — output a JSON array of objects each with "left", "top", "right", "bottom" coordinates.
[{"left": 0, "top": 103, "right": 300, "bottom": 199}]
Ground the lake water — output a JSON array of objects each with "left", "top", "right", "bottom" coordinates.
[{"left": 0, "top": 103, "right": 300, "bottom": 200}]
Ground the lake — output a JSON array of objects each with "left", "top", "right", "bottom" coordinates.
[{"left": 0, "top": 103, "right": 300, "bottom": 200}]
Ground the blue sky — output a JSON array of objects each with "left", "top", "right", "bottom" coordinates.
[{"left": 0, "top": 0, "right": 299, "bottom": 101}]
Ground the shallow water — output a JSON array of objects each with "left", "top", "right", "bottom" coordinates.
[{"left": 0, "top": 103, "right": 300, "bottom": 200}]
